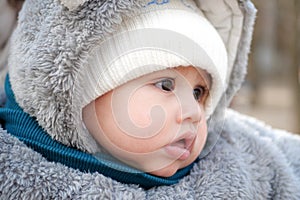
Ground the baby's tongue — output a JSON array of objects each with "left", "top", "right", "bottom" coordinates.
[{"left": 170, "top": 140, "right": 185, "bottom": 149}]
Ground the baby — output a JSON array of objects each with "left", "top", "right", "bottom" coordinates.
[
  {"left": 80, "top": 0, "right": 227, "bottom": 177},
  {"left": 3, "top": 0, "right": 300, "bottom": 198}
]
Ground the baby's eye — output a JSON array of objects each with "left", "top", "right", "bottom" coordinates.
[
  {"left": 154, "top": 79, "right": 175, "bottom": 92},
  {"left": 193, "top": 86, "right": 207, "bottom": 102}
]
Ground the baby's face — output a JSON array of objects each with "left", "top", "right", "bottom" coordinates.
[{"left": 83, "top": 66, "right": 211, "bottom": 177}]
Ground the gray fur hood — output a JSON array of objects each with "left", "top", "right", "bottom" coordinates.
[
  {"left": 8, "top": 0, "right": 255, "bottom": 153},
  {"left": 1, "top": 0, "right": 300, "bottom": 199}
]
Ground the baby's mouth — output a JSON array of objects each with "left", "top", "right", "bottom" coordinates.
[{"left": 164, "top": 133, "right": 196, "bottom": 160}]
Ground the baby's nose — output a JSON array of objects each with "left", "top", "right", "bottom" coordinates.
[{"left": 176, "top": 90, "right": 202, "bottom": 124}]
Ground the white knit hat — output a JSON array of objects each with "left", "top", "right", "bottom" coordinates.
[{"left": 79, "top": 0, "right": 227, "bottom": 121}]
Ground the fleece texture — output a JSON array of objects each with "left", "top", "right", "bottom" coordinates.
[
  {"left": 1, "top": 110, "right": 300, "bottom": 199},
  {"left": 1, "top": 0, "right": 300, "bottom": 199},
  {"left": 9, "top": 0, "right": 142, "bottom": 153}
]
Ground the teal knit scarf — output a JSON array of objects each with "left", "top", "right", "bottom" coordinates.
[{"left": 0, "top": 75, "right": 198, "bottom": 189}]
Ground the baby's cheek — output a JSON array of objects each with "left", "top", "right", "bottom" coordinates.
[
  {"left": 128, "top": 98, "right": 152, "bottom": 129},
  {"left": 127, "top": 91, "right": 168, "bottom": 139}
]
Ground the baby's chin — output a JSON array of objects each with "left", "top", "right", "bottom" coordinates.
[
  {"left": 144, "top": 152, "right": 200, "bottom": 177},
  {"left": 147, "top": 161, "right": 188, "bottom": 177},
  {"left": 148, "top": 167, "right": 178, "bottom": 177}
]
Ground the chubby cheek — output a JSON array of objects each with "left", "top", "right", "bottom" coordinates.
[
  {"left": 94, "top": 91, "right": 178, "bottom": 154},
  {"left": 126, "top": 89, "right": 165, "bottom": 136},
  {"left": 127, "top": 90, "right": 153, "bottom": 129}
]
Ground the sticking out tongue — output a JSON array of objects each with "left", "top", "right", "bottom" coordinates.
[{"left": 165, "top": 139, "right": 190, "bottom": 160}]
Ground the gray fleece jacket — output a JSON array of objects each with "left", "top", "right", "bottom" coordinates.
[{"left": 1, "top": 0, "right": 300, "bottom": 199}]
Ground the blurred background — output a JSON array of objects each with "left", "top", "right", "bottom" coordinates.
[{"left": 231, "top": 0, "right": 300, "bottom": 133}]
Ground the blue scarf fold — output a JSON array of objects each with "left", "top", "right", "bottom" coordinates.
[{"left": 0, "top": 75, "right": 198, "bottom": 189}]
